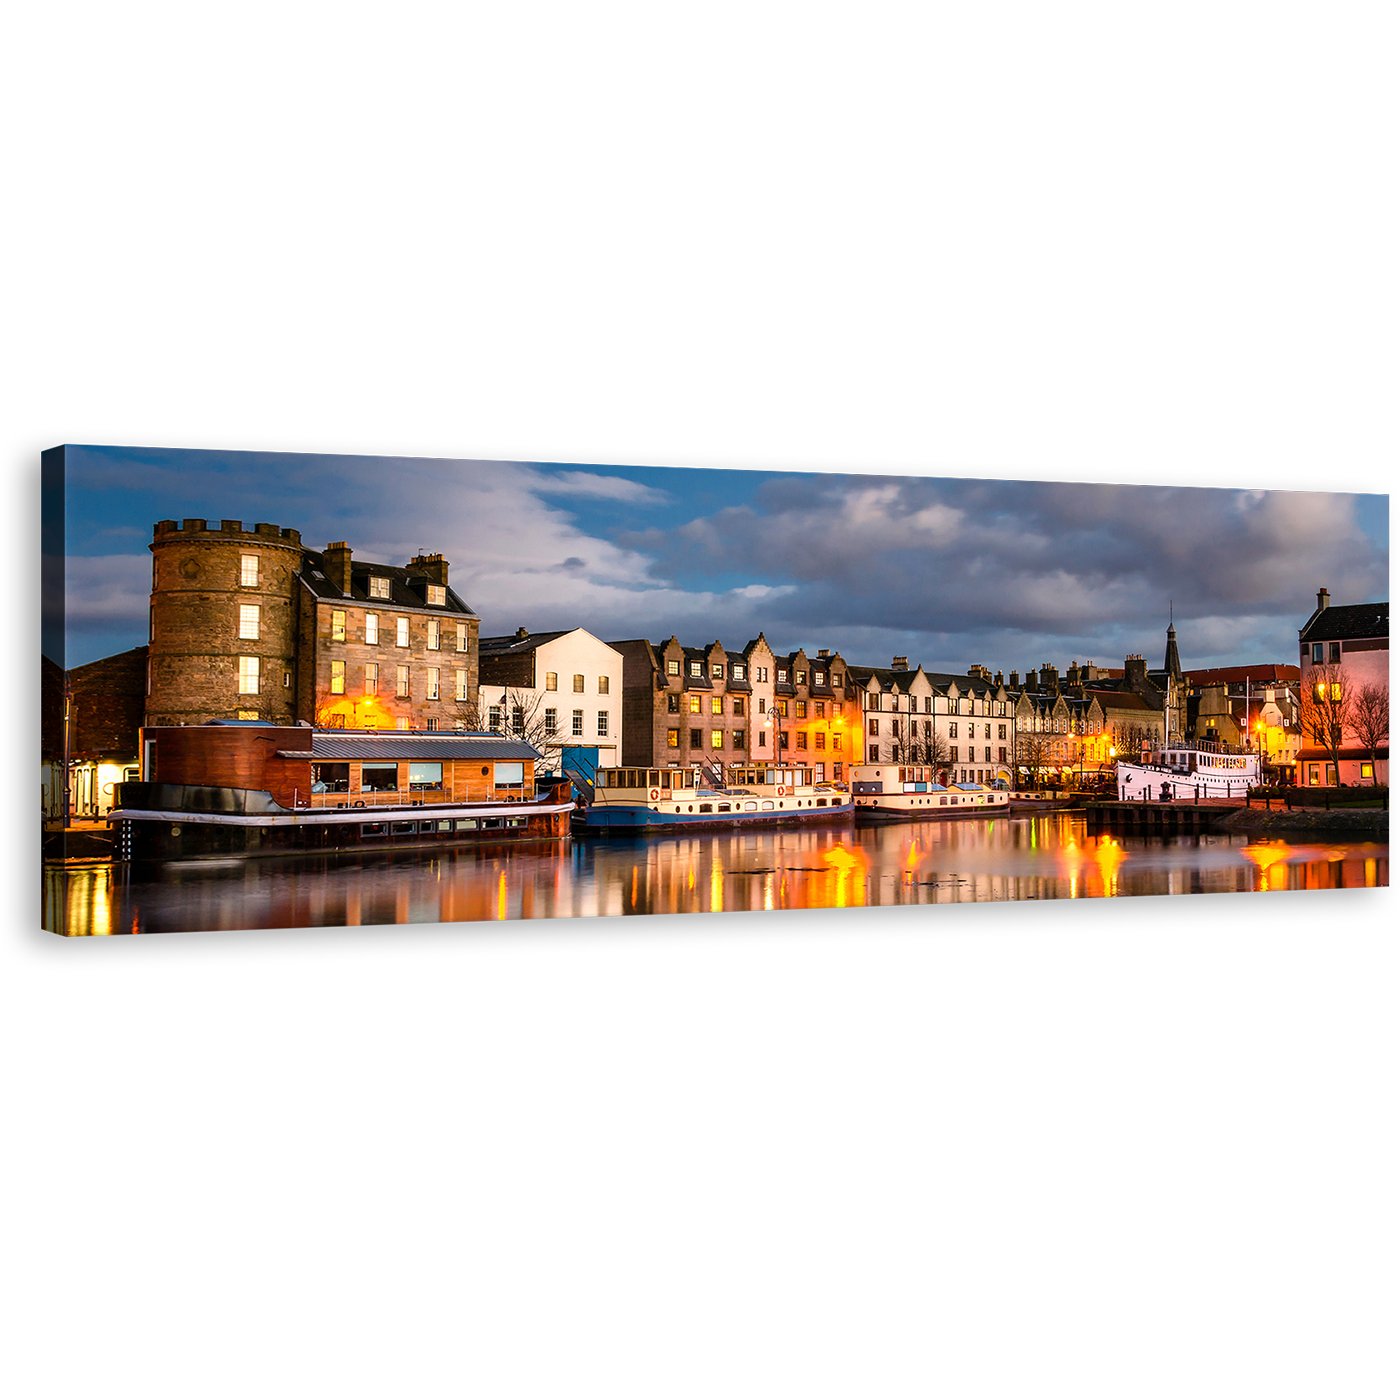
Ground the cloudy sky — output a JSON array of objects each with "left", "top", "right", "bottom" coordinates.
[{"left": 50, "top": 444, "right": 1388, "bottom": 674}]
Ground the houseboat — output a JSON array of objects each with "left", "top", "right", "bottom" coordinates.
[
  {"left": 108, "top": 722, "right": 572, "bottom": 861},
  {"left": 850, "top": 763, "right": 1011, "bottom": 821},
  {"left": 1114, "top": 741, "right": 1260, "bottom": 801},
  {"left": 575, "top": 764, "right": 853, "bottom": 832}
]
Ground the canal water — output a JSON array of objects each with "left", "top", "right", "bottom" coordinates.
[{"left": 47, "top": 814, "right": 1388, "bottom": 935}]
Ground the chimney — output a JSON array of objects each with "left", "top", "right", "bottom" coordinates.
[
  {"left": 1316, "top": 587, "right": 1330, "bottom": 613},
  {"left": 891, "top": 655, "right": 909, "bottom": 671},
  {"left": 1009, "top": 670, "right": 1020, "bottom": 690},
  {"left": 515, "top": 627, "right": 529, "bottom": 641},
  {"left": 408, "top": 552, "right": 450, "bottom": 586},
  {"left": 323, "top": 542, "right": 353, "bottom": 594},
  {"left": 1039, "top": 663, "right": 1059, "bottom": 691},
  {"left": 994, "top": 670, "right": 1004, "bottom": 687},
  {"left": 817, "top": 648, "right": 829, "bottom": 658}
]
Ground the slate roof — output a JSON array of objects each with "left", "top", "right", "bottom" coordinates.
[
  {"left": 478, "top": 629, "right": 570, "bottom": 658},
  {"left": 1299, "top": 601, "right": 1388, "bottom": 643},
  {"left": 1085, "top": 688, "right": 1157, "bottom": 712},
  {"left": 293, "top": 732, "right": 543, "bottom": 761},
  {"left": 299, "top": 550, "right": 477, "bottom": 616},
  {"left": 1187, "top": 664, "right": 1301, "bottom": 687}
]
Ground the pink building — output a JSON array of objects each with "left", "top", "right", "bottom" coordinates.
[{"left": 1295, "top": 588, "right": 1389, "bottom": 786}]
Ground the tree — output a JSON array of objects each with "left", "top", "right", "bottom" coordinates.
[
  {"left": 1303, "top": 663, "right": 1353, "bottom": 786},
  {"left": 1016, "top": 730, "right": 1053, "bottom": 791},
  {"left": 1352, "top": 681, "right": 1389, "bottom": 785},
  {"left": 459, "top": 685, "right": 564, "bottom": 773}
]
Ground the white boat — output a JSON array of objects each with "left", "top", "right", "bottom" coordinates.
[
  {"left": 850, "top": 763, "right": 1010, "bottom": 821},
  {"left": 1115, "top": 741, "right": 1259, "bottom": 801}
]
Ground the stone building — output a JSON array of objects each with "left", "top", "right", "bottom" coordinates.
[
  {"left": 146, "top": 518, "right": 478, "bottom": 731},
  {"left": 66, "top": 645, "right": 148, "bottom": 816}
]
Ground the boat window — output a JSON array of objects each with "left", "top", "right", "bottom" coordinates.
[
  {"left": 360, "top": 823, "right": 387, "bottom": 837},
  {"left": 506, "top": 817, "right": 527, "bottom": 828},
  {"left": 312, "top": 762, "right": 350, "bottom": 794},
  {"left": 454, "top": 819, "right": 478, "bottom": 831},
  {"left": 361, "top": 763, "right": 398, "bottom": 792},
  {"left": 409, "top": 761, "right": 443, "bottom": 790},
  {"left": 419, "top": 820, "right": 438, "bottom": 833},
  {"left": 718, "top": 803, "right": 731, "bottom": 813},
  {"left": 482, "top": 817, "right": 503, "bottom": 829},
  {"left": 391, "top": 821, "right": 417, "bottom": 835},
  {"left": 649, "top": 771, "right": 659, "bottom": 787},
  {"left": 816, "top": 799, "right": 826, "bottom": 807},
  {"left": 699, "top": 804, "right": 713, "bottom": 813},
  {"left": 761, "top": 800, "right": 774, "bottom": 811},
  {"left": 744, "top": 802, "right": 757, "bottom": 811},
  {"left": 494, "top": 762, "right": 524, "bottom": 789}
]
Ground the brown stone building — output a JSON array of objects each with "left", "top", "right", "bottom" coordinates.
[{"left": 145, "top": 518, "right": 478, "bottom": 731}]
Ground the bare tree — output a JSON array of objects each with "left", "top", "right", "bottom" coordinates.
[
  {"left": 1352, "top": 681, "right": 1389, "bottom": 785},
  {"left": 461, "top": 685, "right": 564, "bottom": 773},
  {"left": 1304, "top": 663, "right": 1353, "bottom": 786},
  {"left": 1016, "top": 730, "right": 1054, "bottom": 791}
]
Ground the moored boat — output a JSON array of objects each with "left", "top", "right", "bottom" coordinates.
[
  {"left": 575, "top": 763, "right": 853, "bottom": 831},
  {"left": 1114, "top": 740, "right": 1259, "bottom": 801},
  {"left": 850, "top": 763, "right": 1011, "bottom": 821}
]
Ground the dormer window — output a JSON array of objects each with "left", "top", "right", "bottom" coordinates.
[
  {"left": 733, "top": 664, "right": 746, "bottom": 681},
  {"left": 689, "top": 661, "right": 701, "bottom": 677},
  {"left": 368, "top": 576, "right": 391, "bottom": 599},
  {"left": 667, "top": 659, "right": 680, "bottom": 676},
  {"left": 777, "top": 668, "right": 788, "bottom": 683},
  {"left": 427, "top": 585, "right": 446, "bottom": 606},
  {"left": 813, "top": 671, "right": 825, "bottom": 686},
  {"left": 796, "top": 671, "right": 806, "bottom": 686},
  {"left": 711, "top": 663, "right": 725, "bottom": 679}
]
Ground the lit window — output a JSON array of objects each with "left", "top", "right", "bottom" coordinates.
[
  {"left": 688, "top": 661, "right": 701, "bottom": 677},
  {"left": 778, "top": 668, "right": 788, "bottom": 682},
  {"left": 331, "top": 609, "right": 345, "bottom": 642},
  {"left": 1331, "top": 683, "right": 1342, "bottom": 701},
  {"left": 711, "top": 696, "right": 723, "bottom": 715},
  {"left": 427, "top": 585, "right": 446, "bottom": 606},
  {"left": 237, "top": 709, "right": 258, "bottom": 721},
  {"left": 283, "top": 672, "right": 291, "bottom": 688},
  {"left": 239, "top": 604, "right": 260, "bottom": 640},
  {"left": 776, "top": 700, "right": 788, "bottom": 717},
  {"left": 689, "top": 695, "right": 701, "bottom": 714},
  {"left": 667, "top": 659, "right": 680, "bottom": 676},
  {"left": 427, "top": 619, "right": 440, "bottom": 650},
  {"left": 545, "top": 672, "right": 558, "bottom": 691},
  {"left": 396, "top": 617, "right": 409, "bottom": 647},
  {"left": 365, "top": 662, "right": 379, "bottom": 695},
  {"left": 237, "top": 656, "right": 260, "bottom": 694},
  {"left": 396, "top": 665, "right": 409, "bottom": 698},
  {"left": 545, "top": 708, "right": 558, "bottom": 735},
  {"left": 1361, "top": 762, "right": 1374, "bottom": 779},
  {"left": 572, "top": 674, "right": 584, "bottom": 692},
  {"left": 240, "top": 555, "right": 258, "bottom": 586},
  {"left": 396, "top": 717, "right": 410, "bottom": 731},
  {"left": 734, "top": 664, "right": 746, "bottom": 680},
  {"left": 331, "top": 660, "right": 345, "bottom": 694},
  {"left": 796, "top": 701, "right": 807, "bottom": 718},
  {"left": 711, "top": 729, "right": 723, "bottom": 748},
  {"left": 427, "top": 667, "right": 440, "bottom": 700},
  {"left": 814, "top": 671, "right": 825, "bottom": 686},
  {"left": 369, "top": 577, "right": 391, "bottom": 599},
  {"left": 365, "top": 613, "right": 379, "bottom": 645},
  {"left": 455, "top": 669, "right": 468, "bottom": 701},
  {"left": 597, "top": 712, "right": 609, "bottom": 737},
  {"left": 572, "top": 710, "right": 584, "bottom": 736},
  {"left": 796, "top": 672, "right": 806, "bottom": 686},
  {"left": 667, "top": 729, "right": 680, "bottom": 748},
  {"left": 711, "top": 663, "right": 725, "bottom": 679},
  {"left": 598, "top": 675, "right": 609, "bottom": 694},
  {"left": 456, "top": 623, "right": 467, "bottom": 652}
]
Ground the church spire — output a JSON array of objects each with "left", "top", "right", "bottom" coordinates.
[{"left": 1163, "top": 614, "right": 1182, "bottom": 679}]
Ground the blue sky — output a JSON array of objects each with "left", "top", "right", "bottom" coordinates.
[{"left": 50, "top": 444, "right": 1388, "bottom": 674}]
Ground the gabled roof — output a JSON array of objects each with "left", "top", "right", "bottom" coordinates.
[
  {"left": 300, "top": 550, "right": 477, "bottom": 616},
  {"left": 1187, "top": 664, "right": 1301, "bottom": 686},
  {"left": 1299, "top": 601, "right": 1388, "bottom": 643},
  {"left": 478, "top": 629, "right": 571, "bottom": 658},
  {"left": 1086, "top": 689, "right": 1157, "bottom": 712}
]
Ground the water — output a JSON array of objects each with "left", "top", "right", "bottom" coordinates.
[{"left": 47, "top": 814, "right": 1388, "bottom": 935}]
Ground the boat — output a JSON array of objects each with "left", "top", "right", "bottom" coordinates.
[
  {"left": 574, "top": 763, "right": 854, "bottom": 831},
  {"left": 1114, "top": 740, "right": 1259, "bottom": 801},
  {"left": 109, "top": 778, "right": 574, "bottom": 861},
  {"left": 850, "top": 763, "right": 1011, "bottom": 821}
]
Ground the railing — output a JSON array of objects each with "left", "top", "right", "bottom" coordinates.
[{"left": 300, "top": 788, "right": 528, "bottom": 810}]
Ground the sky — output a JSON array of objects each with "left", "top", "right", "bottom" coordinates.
[{"left": 49, "top": 443, "right": 1389, "bottom": 674}]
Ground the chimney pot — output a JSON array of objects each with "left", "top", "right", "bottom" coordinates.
[{"left": 1317, "top": 587, "right": 1330, "bottom": 611}]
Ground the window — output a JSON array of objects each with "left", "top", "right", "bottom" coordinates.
[
  {"left": 734, "top": 664, "right": 746, "bottom": 680},
  {"left": 815, "top": 732, "right": 826, "bottom": 749},
  {"left": 777, "top": 668, "right": 788, "bottom": 683},
  {"left": 239, "top": 604, "right": 260, "bottom": 640},
  {"left": 1361, "top": 761, "right": 1374, "bottom": 779},
  {"left": 985, "top": 724, "right": 991, "bottom": 739},
  {"left": 362, "top": 763, "right": 398, "bottom": 791},
  {"left": 998, "top": 724, "right": 1006, "bottom": 740},
  {"left": 833, "top": 734, "right": 841, "bottom": 750},
  {"left": 796, "top": 733, "right": 808, "bottom": 750},
  {"left": 426, "top": 585, "right": 446, "bottom": 606},
  {"left": 689, "top": 694, "right": 701, "bottom": 713},
  {"left": 456, "top": 623, "right": 467, "bottom": 652},
  {"left": 331, "top": 660, "right": 346, "bottom": 694},
  {"left": 396, "top": 665, "right": 409, "bottom": 697},
  {"left": 488, "top": 705, "right": 502, "bottom": 730},
  {"left": 733, "top": 697, "right": 745, "bottom": 716},
  {"left": 779, "top": 732, "right": 789, "bottom": 750},
  {"left": 667, "top": 693, "right": 680, "bottom": 714},
  {"left": 796, "top": 671, "right": 806, "bottom": 686},
  {"left": 758, "top": 698, "right": 766, "bottom": 714},
  {"left": 396, "top": 617, "right": 409, "bottom": 647},
  {"left": 868, "top": 745, "right": 878, "bottom": 762},
  {"left": 667, "top": 729, "right": 680, "bottom": 748},
  {"left": 409, "top": 761, "right": 443, "bottom": 790},
  {"left": 758, "top": 731, "right": 767, "bottom": 747},
  {"left": 455, "top": 669, "right": 468, "bottom": 701},
  {"left": 541, "top": 707, "right": 556, "bottom": 735},
  {"left": 815, "top": 701, "right": 825, "bottom": 718},
  {"left": 427, "top": 619, "right": 440, "bottom": 650},
  {"left": 369, "top": 577, "right": 391, "bottom": 599},
  {"left": 667, "top": 659, "right": 680, "bottom": 676},
  {"left": 1331, "top": 683, "right": 1342, "bottom": 701},
  {"left": 427, "top": 667, "right": 440, "bottom": 700},
  {"left": 572, "top": 710, "right": 584, "bottom": 736},
  {"left": 814, "top": 671, "right": 825, "bottom": 686},
  {"left": 545, "top": 672, "right": 558, "bottom": 691},
  {"left": 590, "top": 711, "right": 605, "bottom": 738},
  {"left": 327, "top": 609, "right": 344, "bottom": 642},
  {"left": 1328, "top": 641, "right": 1341, "bottom": 663},
  {"left": 237, "top": 656, "right": 260, "bottom": 694},
  {"left": 868, "top": 718, "right": 879, "bottom": 736},
  {"left": 796, "top": 701, "right": 807, "bottom": 718},
  {"left": 365, "top": 662, "right": 379, "bottom": 695},
  {"left": 733, "top": 730, "right": 745, "bottom": 748},
  {"left": 494, "top": 762, "right": 525, "bottom": 789},
  {"left": 686, "top": 661, "right": 700, "bottom": 678},
  {"left": 951, "top": 746, "right": 959, "bottom": 762},
  {"left": 776, "top": 700, "right": 788, "bottom": 717},
  {"left": 949, "top": 722, "right": 958, "bottom": 738},
  {"left": 237, "top": 709, "right": 259, "bottom": 721},
  {"left": 689, "top": 728, "right": 702, "bottom": 749},
  {"left": 711, "top": 663, "right": 725, "bottom": 679},
  {"left": 284, "top": 671, "right": 291, "bottom": 688},
  {"left": 598, "top": 675, "right": 609, "bottom": 694},
  {"left": 999, "top": 746, "right": 1007, "bottom": 762},
  {"left": 711, "top": 695, "right": 723, "bottom": 715},
  {"left": 512, "top": 706, "right": 524, "bottom": 736},
  {"left": 572, "top": 674, "right": 584, "bottom": 692},
  {"left": 985, "top": 747, "right": 992, "bottom": 762},
  {"left": 365, "top": 613, "right": 379, "bottom": 645},
  {"left": 711, "top": 729, "right": 723, "bottom": 749},
  {"left": 240, "top": 555, "right": 258, "bottom": 586},
  {"left": 757, "top": 666, "right": 768, "bottom": 682}
]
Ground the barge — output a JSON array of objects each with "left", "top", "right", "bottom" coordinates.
[
  {"left": 1114, "top": 740, "right": 1259, "bottom": 802},
  {"left": 575, "top": 764, "right": 854, "bottom": 831},
  {"left": 109, "top": 721, "right": 569, "bottom": 861},
  {"left": 850, "top": 763, "right": 1010, "bottom": 821}
]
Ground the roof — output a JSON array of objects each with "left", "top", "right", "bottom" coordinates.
[
  {"left": 297, "top": 732, "right": 543, "bottom": 761},
  {"left": 478, "top": 629, "right": 570, "bottom": 658},
  {"left": 1299, "top": 601, "right": 1388, "bottom": 643},
  {"left": 1085, "top": 689, "right": 1158, "bottom": 712},
  {"left": 299, "top": 550, "right": 477, "bottom": 616},
  {"left": 1187, "top": 664, "right": 1301, "bottom": 686}
]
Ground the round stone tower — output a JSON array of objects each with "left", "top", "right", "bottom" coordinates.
[{"left": 147, "top": 518, "right": 304, "bottom": 726}]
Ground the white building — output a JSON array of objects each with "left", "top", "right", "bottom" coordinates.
[{"left": 477, "top": 627, "right": 624, "bottom": 772}]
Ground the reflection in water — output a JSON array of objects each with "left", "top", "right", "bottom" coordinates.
[{"left": 47, "top": 815, "right": 1388, "bottom": 935}]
